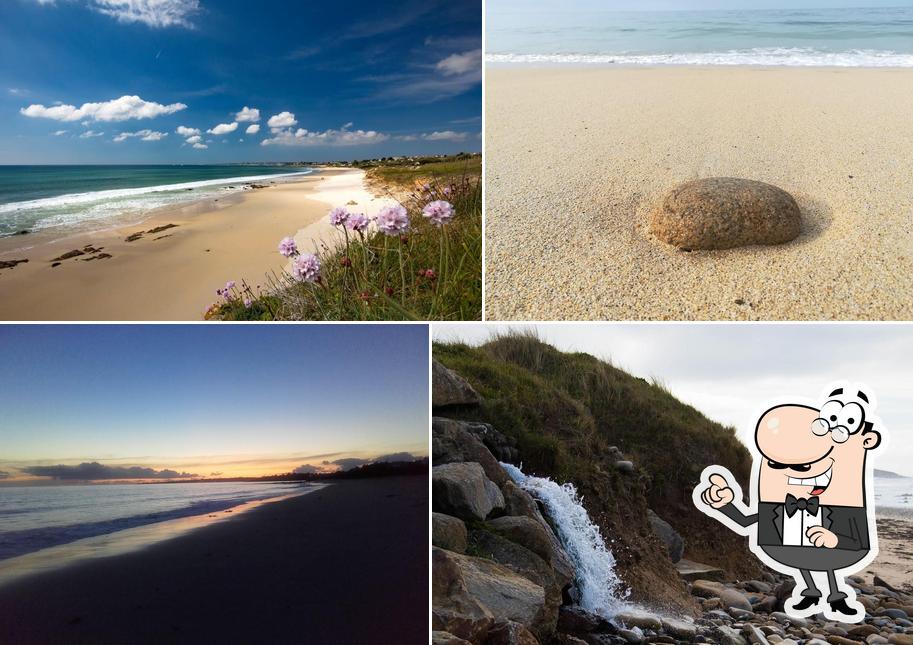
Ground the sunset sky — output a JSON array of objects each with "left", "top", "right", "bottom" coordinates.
[{"left": 0, "top": 324, "right": 428, "bottom": 483}]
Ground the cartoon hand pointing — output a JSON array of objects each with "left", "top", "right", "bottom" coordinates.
[{"left": 700, "top": 473, "right": 735, "bottom": 508}]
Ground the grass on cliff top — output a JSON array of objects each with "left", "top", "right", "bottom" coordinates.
[
  {"left": 212, "top": 158, "right": 481, "bottom": 321},
  {"left": 366, "top": 155, "right": 481, "bottom": 187},
  {"left": 434, "top": 330, "right": 757, "bottom": 577}
]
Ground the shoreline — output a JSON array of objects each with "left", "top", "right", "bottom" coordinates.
[
  {"left": 0, "top": 485, "right": 324, "bottom": 589},
  {"left": 0, "top": 167, "right": 388, "bottom": 320},
  {"left": 485, "top": 66, "right": 913, "bottom": 320},
  {"left": 0, "top": 476, "right": 428, "bottom": 645}
]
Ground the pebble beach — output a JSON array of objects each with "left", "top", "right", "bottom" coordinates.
[{"left": 485, "top": 66, "right": 913, "bottom": 321}]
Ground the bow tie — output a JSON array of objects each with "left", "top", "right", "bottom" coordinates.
[{"left": 784, "top": 494, "right": 819, "bottom": 517}]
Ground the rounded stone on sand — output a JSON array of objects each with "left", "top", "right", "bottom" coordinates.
[{"left": 649, "top": 177, "right": 802, "bottom": 250}]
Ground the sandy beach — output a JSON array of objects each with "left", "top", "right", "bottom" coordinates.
[
  {"left": 0, "top": 476, "right": 428, "bottom": 645},
  {"left": 0, "top": 168, "right": 388, "bottom": 320},
  {"left": 485, "top": 66, "right": 913, "bottom": 320}
]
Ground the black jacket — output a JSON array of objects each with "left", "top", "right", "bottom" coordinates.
[{"left": 719, "top": 501, "right": 870, "bottom": 551}]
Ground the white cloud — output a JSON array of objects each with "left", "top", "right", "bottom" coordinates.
[
  {"left": 8, "top": 88, "right": 28, "bottom": 96},
  {"left": 79, "top": 130, "right": 104, "bottom": 138},
  {"left": 21, "top": 95, "right": 186, "bottom": 122},
  {"left": 435, "top": 49, "right": 482, "bottom": 76},
  {"left": 207, "top": 122, "right": 237, "bottom": 135},
  {"left": 261, "top": 123, "right": 389, "bottom": 147},
  {"left": 52, "top": 130, "right": 68, "bottom": 136},
  {"left": 245, "top": 123, "right": 260, "bottom": 134},
  {"left": 235, "top": 106, "right": 260, "bottom": 122},
  {"left": 185, "top": 135, "right": 201, "bottom": 144},
  {"left": 397, "top": 135, "right": 418, "bottom": 141},
  {"left": 192, "top": 142, "right": 207, "bottom": 149},
  {"left": 422, "top": 130, "right": 468, "bottom": 142},
  {"left": 113, "top": 129, "right": 167, "bottom": 142},
  {"left": 92, "top": 0, "right": 200, "bottom": 29},
  {"left": 267, "top": 111, "right": 297, "bottom": 129},
  {"left": 176, "top": 125, "right": 200, "bottom": 137}
]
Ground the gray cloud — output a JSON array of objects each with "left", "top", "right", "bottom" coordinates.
[
  {"left": 323, "top": 452, "right": 419, "bottom": 472},
  {"left": 0, "top": 471, "right": 9, "bottom": 480},
  {"left": 22, "top": 462, "right": 196, "bottom": 481},
  {"left": 292, "top": 464, "right": 324, "bottom": 474}
]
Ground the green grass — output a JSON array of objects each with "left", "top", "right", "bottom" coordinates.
[
  {"left": 211, "top": 163, "right": 481, "bottom": 321},
  {"left": 434, "top": 331, "right": 760, "bottom": 578},
  {"left": 367, "top": 156, "right": 482, "bottom": 186}
]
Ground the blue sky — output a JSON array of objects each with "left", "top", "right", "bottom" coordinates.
[
  {"left": 0, "top": 0, "right": 481, "bottom": 163},
  {"left": 0, "top": 324, "right": 429, "bottom": 480}
]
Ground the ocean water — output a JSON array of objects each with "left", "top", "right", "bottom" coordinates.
[
  {"left": 875, "top": 476, "right": 913, "bottom": 518},
  {"left": 0, "top": 165, "right": 313, "bottom": 238},
  {"left": 486, "top": 6, "right": 913, "bottom": 66},
  {"left": 0, "top": 481, "right": 309, "bottom": 562}
]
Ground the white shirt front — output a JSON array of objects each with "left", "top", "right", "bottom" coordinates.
[{"left": 782, "top": 504, "right": 822, "bottom": 546}]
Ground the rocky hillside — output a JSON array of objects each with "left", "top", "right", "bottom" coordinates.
[
  {"left": 432, "top": 354, "right": 913, "bottom": 645},
  {"left": 434, "top": 334, "right": 758, "bottom": 579}
]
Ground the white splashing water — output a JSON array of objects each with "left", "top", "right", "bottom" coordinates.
[{"left": 501, "top": 462, "right": 630, "bottom": 619}]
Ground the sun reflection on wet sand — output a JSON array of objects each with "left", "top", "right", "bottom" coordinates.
[{"left": 0, "top": 484, "right": 329, "bottom": 588}]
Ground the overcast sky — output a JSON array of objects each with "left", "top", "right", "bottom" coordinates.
[{"left": 433, "top": 324, "right": 913, "bottom": 476}]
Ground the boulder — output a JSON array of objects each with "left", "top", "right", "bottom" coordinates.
[
  {"left": 556, "top": 606, "right": 613, "bottom": 635},
  {"left": 432, "top": 417, "right": 509, "bottom": 486},
  {"left": 433, "top": 360, "right": 481, "bottom": 408},
  {"left": 649, "top": 177, "right": 801, "bottom": 250},
  {"left": 433, "top": 512, "right": 468, "bottom": 553},
  {"left": 647, "top": 509, "right": 685, "bottom": 563},
  {"left": 676, "top": 558, "right": 725, "bottom": 582},
  {"left": 433, "top": 462, "right": 505, "bottom": 521},
  {"left": 486, "top": 620, "right": 541, "bottom": 645},
  {"left": 485, "top": 515, "right": 575, "bottom": 587},
  {"left": 432, "top": 547, "right": 495, "bottom": 643},
  {"left": 468, "top": 529, "right": 563, "bottom": 638},
  {"left": 432, "top": 631, "right": 473, "bottom": 645},
  {"left": 433, "top": 547, "right": 548, "bottom": 641},
  {"left": 615, "top": 611, "right": 662, "bottom": 631},
  {"left": 461, "top": 421, "right": 519, "bottom": 463},
  {"left": 691, "top": 579, "right": 752, "bottom": 611},
  {"left": 502, "top": 480, "right": 543, "bottom": 521}
]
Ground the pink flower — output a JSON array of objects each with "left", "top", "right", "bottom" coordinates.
[
  {"left": 422, "top": 200, "right": 454, "bottom": 226},
  {"left": 375, "top": 203, "right": 409, "bottom": 236},
  {"left": 328, "top": 207, "right": 349, "bottom": 227},
  {"left": 291, "top": 253, "right": 321, "bottom": 283},
  {"left": 225, "top": 280, "right": 236, "bottom": 291},
  {"left": 278, "top": 236, "right": 298, "bottom": 257},
  {"left": 424, "top": 269, "right": 437, "bottom": 280},
  {"left": 243, "top": 297, "right": 252, "bottom": 308},
  {"left": 345, "top": 212, "right": 369, "bottom": 232}
]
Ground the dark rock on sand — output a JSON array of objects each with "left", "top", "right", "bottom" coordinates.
[
  {"left": 649, "top": 177, "right": 801, "bottom": 250},
  {"left": 147, "top": 223, "right": 178, "bottom": 235},
  {"left": 433, "top": 512, "right": 468, "bottom": 554},
  {"left": 648, "top": 510, "right": 685, "bottom": 563},
  {"left": 51, "top": 249, "right": 85, "bottom": 261},
  {"left": 0, "top": 258, "right": 28, "bottom": 269},
  {"left": 125, "top": 232, "right": 144, "bottom": 242},
  {"left": 432, "top": 462, "right": 504, "bottom": 521},
  {"left": 433, "top": 359, "right": 482, "bottom": 408},
  {"left": 16, "top": 230, "right": 29, "bottom": 235}
]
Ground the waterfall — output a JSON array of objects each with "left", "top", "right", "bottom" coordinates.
[{"left": 500, "top": 462, "right": 630, "bottom": 619}]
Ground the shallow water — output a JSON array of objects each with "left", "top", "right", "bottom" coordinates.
[
  {"left": 0, "top": 165, "right": 312, "bottom": 237},
  {"left": 487, "top": 6, "right": 913, "bottom": 67}
]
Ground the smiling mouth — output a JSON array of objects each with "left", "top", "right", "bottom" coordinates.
[{"left": 788, "top": 465, "right": 832, "bottom": 496}]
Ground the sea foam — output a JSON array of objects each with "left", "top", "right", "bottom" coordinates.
[{"left": 487, "top": 48, "right": 913, "bottom": 67}]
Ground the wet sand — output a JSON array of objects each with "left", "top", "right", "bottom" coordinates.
[
  {"left": 865, "top": 514, "right": 913, "bottom": 592},
  {"left": 0, "top": 168, "right": 386, "bottom": 320},
  {"left": 0, "top": 476, "right": 428, "bottom": 645},
  {"left": 485, "top": 66, "right": 913, "bottom": 320}
]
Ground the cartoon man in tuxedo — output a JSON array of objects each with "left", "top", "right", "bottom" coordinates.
[{"left": 694, "top": 384, "right": 884, "bottom": 622}]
